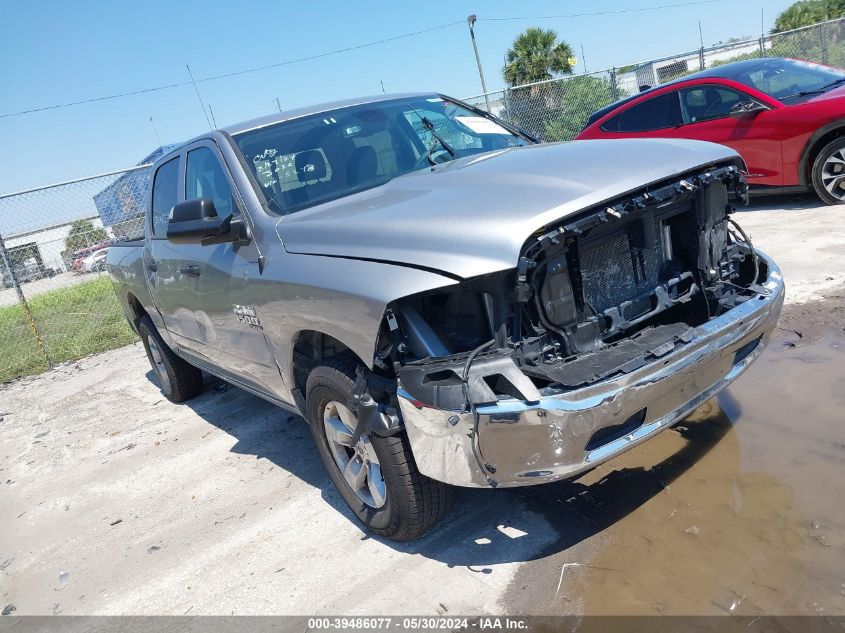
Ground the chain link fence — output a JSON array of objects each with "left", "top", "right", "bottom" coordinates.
[
  {"left": 1, "top": 17, "right": 843, "bottom": 382},
  {"left": 0, "top": 166, "right": 150, "bottom": 382},
  {"left": 464, "top": 68, "right": 623, "bottom": 142},
  {"left": 464, "top": 17, "right": 845, "bottom": 141}
]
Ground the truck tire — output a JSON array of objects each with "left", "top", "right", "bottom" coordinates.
[
  {"left": 811, "top": 136, "right": 845, "bottom": 205},
  {"left": 139, "top": 315, "right": 203, "bottom": 403},
  {"left": 305, "top": 355, "right": 451, "bottom": 541}
]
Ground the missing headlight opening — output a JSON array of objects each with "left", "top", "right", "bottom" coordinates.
[{"left": 379, "top": 163, "right": 763, "bottom": 411}]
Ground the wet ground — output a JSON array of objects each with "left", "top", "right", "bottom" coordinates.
[{"left": 504, "top": 323, "right": 845, "bottom": 616}]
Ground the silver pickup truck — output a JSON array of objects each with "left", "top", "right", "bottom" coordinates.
[{"left": 108, "top": 93, "right": 784, "bottom": 540}]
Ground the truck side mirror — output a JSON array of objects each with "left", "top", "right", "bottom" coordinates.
[{"left": 166, "top": 199, "right": 250, "bottom": 246}]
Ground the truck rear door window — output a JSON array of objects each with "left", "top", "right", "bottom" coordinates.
[{"left": 151, "top": 157, "right": 179, "bottom": 238}]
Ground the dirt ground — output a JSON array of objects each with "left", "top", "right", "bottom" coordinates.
[
  {"left": 735, "top": 194, "right": 845, "bottom": 305},
  {"left": 1, "top": 194, "right": 843, "bottom": 617}
]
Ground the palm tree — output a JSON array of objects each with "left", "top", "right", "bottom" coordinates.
[{"left": 503, "top": 27, "right": 574, "bottom": 86}]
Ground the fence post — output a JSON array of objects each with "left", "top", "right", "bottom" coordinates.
[
  {"left": 820, "top": 21, "right": 829, "bottom": 64},
  {"left": 610, "top": 67, "right": 618, "bottom": 101},
  {"left": 0, "top": 232, "right": 52, "bottom": 369},
  {"left": 502, "top": 87, "right": 512, "bottom": 123}
]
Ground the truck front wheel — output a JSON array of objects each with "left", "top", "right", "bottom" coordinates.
[
  {"left": 305, "top": 356, "right": 451, "bottom": 541},
  {"left": 139, "top": 315, "right": 203, "bottom": 403}
]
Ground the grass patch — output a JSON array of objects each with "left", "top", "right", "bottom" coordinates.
[{"left": 0, "top": 276, "right": 137, "bottom": 383}]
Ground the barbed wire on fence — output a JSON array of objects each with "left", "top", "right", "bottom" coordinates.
[{"left": 0, "top": 16, "right": 843, "bottom": 383}]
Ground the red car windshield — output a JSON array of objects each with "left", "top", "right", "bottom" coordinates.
[{"left": 726, "top": 58, "right": 845, "bottom": 103}]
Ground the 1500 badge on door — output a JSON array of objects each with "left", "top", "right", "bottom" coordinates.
[{"left": 233, "top": 305, "right": 261, "bottom": 328}]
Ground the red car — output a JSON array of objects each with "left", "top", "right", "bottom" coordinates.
[
  {"left": 70, "top": 242, "right": 111, "bottom": 273},
  {"left": 576, "top": 58, "right": 845, "bottom": 204}
]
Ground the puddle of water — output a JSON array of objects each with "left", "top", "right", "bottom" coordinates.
[{"left": 520, "top": 334, "right": 845, "bottom": 615}]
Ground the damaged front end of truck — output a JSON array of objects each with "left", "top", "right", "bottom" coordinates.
[{"left": 367, "top": 162, "right": 784, "bottom": 488}]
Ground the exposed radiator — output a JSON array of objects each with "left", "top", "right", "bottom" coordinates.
[{"left": 579, "top": 221, "right": 665, "bottom": 314}]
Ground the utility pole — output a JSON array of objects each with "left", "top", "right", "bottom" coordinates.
[
  {"left": 761, "top": 9, "right": 769, "bottom": 57},
  {"left": 276, "top": 97, "right": 283, "bottom": 113},
  {"left": 581, "top": 44, "right": 587, "bottom": 74},
  {"left": 698, "top": 21, "right": 705, "bottom": 70},
  {"left": 467, "top": 15, "right": 491, "bottom": 112}
]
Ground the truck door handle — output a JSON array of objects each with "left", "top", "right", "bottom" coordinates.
[
  {"left": 179, "top": 265, "right": 201, "bottom": 277},
  {"left": 146, "top": 262, "right": 157, "bottom": 272}
]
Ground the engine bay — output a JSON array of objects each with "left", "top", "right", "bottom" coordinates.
[{"left": 381, "top": 162, "right": 766, "bottom": 408}]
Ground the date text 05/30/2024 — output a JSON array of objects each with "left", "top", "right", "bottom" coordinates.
[{"left": 306, "top": 617, "right": 529, "bottom": 630}]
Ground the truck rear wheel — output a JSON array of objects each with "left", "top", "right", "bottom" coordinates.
[
  {"left": 139, "top": 315, "right": 203, "bottom": 403},
  {"left": 305, "top": 356, "right": 451, "bottom": 541},
  {"left": 811, "top": 137, "right": 845, "bottom": 205}
]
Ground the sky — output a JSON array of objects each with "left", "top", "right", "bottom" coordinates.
[{"left": 0, "top": 0, "right": 797, "bottom": 194}]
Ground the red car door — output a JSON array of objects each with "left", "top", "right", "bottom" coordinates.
[{"left": 672, "top": 83, "right": 784, "bottom": 186}]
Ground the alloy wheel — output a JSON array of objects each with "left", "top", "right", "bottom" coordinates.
[
  {"left": 147, "top": 339, "right": 171, "bottom": 392},
  {"left": 322, "top": 400, "right": 387, "bottom": 508},
  {"left": 821, "top": 148, "right": 845, "bottom": 201}
]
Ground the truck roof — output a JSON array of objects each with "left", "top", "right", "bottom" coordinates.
[
  {"left": 155, "top": 92, "right": 439, "bottom": 165},
  {"left": 222, "top": 92, "right": 437, "bottom": 135}
]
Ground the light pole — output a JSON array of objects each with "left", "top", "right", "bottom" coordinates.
[{"left": 467, "top": 15, "right": 491, "bottom": 112}]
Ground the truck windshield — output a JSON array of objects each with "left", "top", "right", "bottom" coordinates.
[{"left": 232, "top": 96, "right": 530, "bottom": 215}]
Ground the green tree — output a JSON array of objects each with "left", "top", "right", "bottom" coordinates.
[
  {"left": 542, "top": 75, "right": 625, "bottom": 142},
  {"left": 65, "top": 219, "right": 108, "bottom": 255},
  {"left": 772, "top": 0, "right": 845, "bottom": 32},
  {"left": 503, "top": 27, "right": 574, "bottom": 86},
  {"left": 709, "top": 0, "right": 845, "bottom": 70}
]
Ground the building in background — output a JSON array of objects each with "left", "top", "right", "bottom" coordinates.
[
  {"left": 2, "top": 214, "right": 108, "bottom": 285},
  {"left": 619, "top": 39, "right": 766, "bottom": 92}
]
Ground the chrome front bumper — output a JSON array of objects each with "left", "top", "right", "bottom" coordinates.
[{"left": 397, "top": 251, "right": 785, "bottom": 488}]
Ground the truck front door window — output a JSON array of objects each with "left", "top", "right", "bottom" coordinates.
[{"left": 185, "top": 147, "right": 234, "bottom": 218}]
